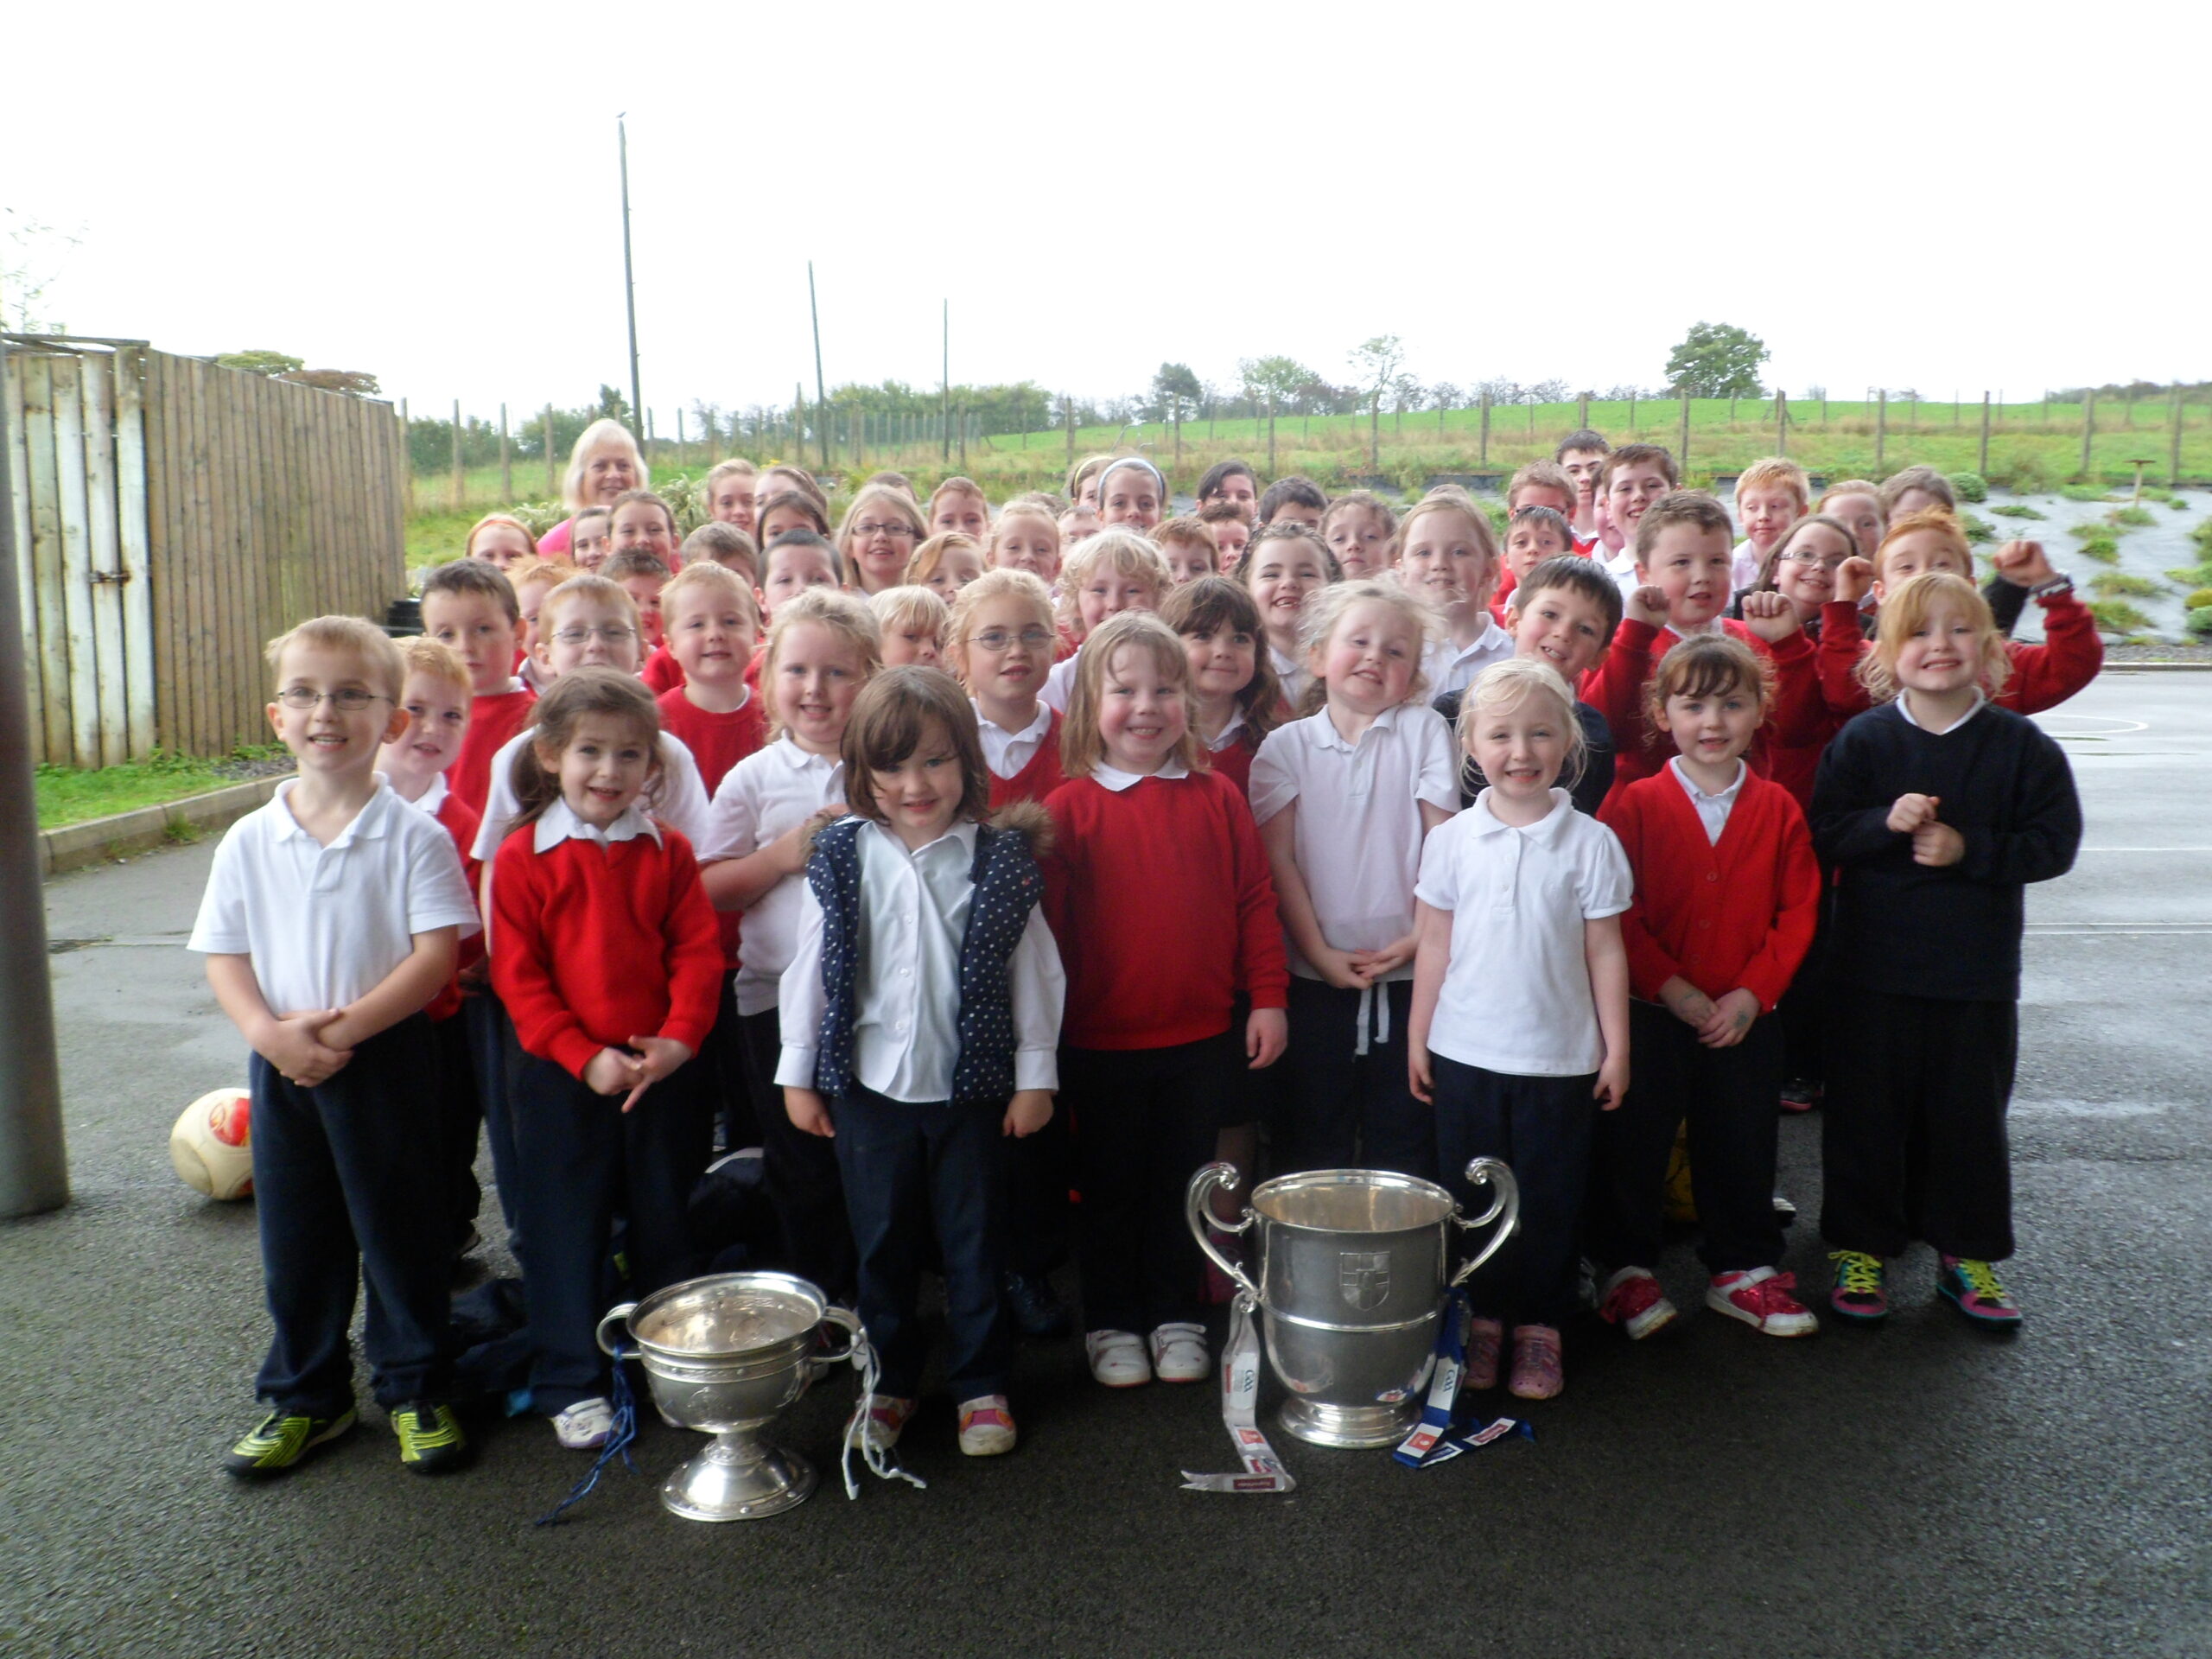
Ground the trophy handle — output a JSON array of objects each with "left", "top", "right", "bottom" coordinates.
[
  {"left": 594, "top": 1302, "right": 639, "bottom": 1358},
  {"left": 1185, "top": 1162, "right": 1262, "bottom": 1306},
  {"left": 815, "top": 1302, "right": 866, "bottom": 1367},
  {"left": 1446, "top": 1158, "right": 1521, "bottom": 1289}
]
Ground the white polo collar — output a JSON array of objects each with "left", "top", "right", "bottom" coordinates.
[
  {"left": 1668, "top": 755, "right": 1747, "bottom": 809},
  {"left": 977, "top": 700, "right": 1052, "bottom": 742},
  {"left": 1312, "top": 700, "right": 1406, "bottom": 753},
  {"left": 770, "top": 734, "right": 842, "bottom": 772},
  {"left": 1468, "top": 786, "right": 1575, "bottom": 841},
  {"left": 1898, "top": 688, "right": 1986, "bottom": 734},
  {"left": 860, "top": 816, "right": 978, "bottom": 862},
  {"left": 533, "top": 797, "right": 664, "bottom": 851},
  {"left": 1093, "top": 758, "right": 1192, "bottom": 792},
  {"left": 270, "top": 774, "right": 398, "bottom": 847},
  {"left": 1205, "top": 707, "right": 1249, "bottom": 752}
]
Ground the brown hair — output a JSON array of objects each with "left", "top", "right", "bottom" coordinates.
[
  {"left": 841, "top": 666, "right": 992, "bottom": 829},
  {"left": 608, "top": 488, "right": 678, "bottom": 537},
  {"left": 927, "top": 475, "right": 991, "bottom": 523},
  {"left": 1599, "top": 443, "right": 1680, "bottom": 493},
  {"left": 1066, "top": 453, "right": 1115, "bottom": 503},
  {"left": 1633, "top": 490, "right": 1734, "bottom": 563},
  {"left": 539, "top": 573, "right": 640, "bottom": 639},
  {"left": 1751, "top": 512, "right": 1858, "bottom": 594},
  {"left": 1320, "top": 489, "right": 1397, "bottom": 545},
  {"left": 760, "top": 587, "right": 881, "bottom": 741},
  {"left": 1238, "top": 522, "right": 1340, "bottom": 595},
  {"left": 421, "top": 556, "right": 521, "bottom": 624},
  {"left": 758, "top": 488, "right": 834, "bottom": 540},
  {"left": 1642, "top": 632, "right": 1773, "bottom": 734},
  {"left": 1861, "top": 571, "right": 2011, "bottom": 703},
  {"left": 760, "top": 465, "right": 829, "bottom": 511},
  {"left": 512, "top": 667, "right": 664, "bottom": 829},
  {"left": 680, "top": 521, "right": 759, "bottom": 584},
  {"left": 1878, "top": 464, "right": 1956, "bottom": 516},
  {"left": 601, "top": 549, "right": 671, "bottom": 582},
  {"left": 1509, "top": 553, "right": 1624, "bottom": 641},
  {"left": 1506, "top": 461, "right": 1578, "bottom": 511},
  {"left": 905, "top": 531, "right": 983, "bottom": 590},
  {"left": 1152, "top": 515, "right": 1220, "bottom": 567},
  {"left": 1058, "top": 611, "right": 1205, "bottom": 780},
  {"left": 1158, "top": 575, "right": 1283, "bottom": 744},
  {"left": 704, "top": 458, "right": 758, "bottom": 492},
  {"left": 264, "top": 614, "right": 406, "bottom": 701}
]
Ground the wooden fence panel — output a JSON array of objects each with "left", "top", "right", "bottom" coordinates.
[
  {"left": 112, "top": 348, "right": 156, "bottom": 759},
  {"left": 3, "top": 350, "right": 41, "bottom": 760}
]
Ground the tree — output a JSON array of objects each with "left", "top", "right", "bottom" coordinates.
[
  {"left": 1238, "top": 354, "right": 1314, "bottom": 413},
  {"left": 1150, "top": 362, "right": 1203, "bottom": 426},
  {"left": 1664, "top": 321, "right": 1768, "bottom": 398},
  {"left": 277, "top": 368, "right": 379, "bottom": 396},
  {"left": 217, "top": 349, "right": 304, "bottom": 378},
  {"left": 2, "top": 209, "right": 79, "bottom": 333},
  {"left": 1349, "top": 335, "right": 1405, "bottom": 467}
]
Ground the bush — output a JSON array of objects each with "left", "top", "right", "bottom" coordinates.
[
  {"left": 1948, "top": 471, "right": 1988, "bottom": 503},
  {"left": 2188, "top": 587, "right": 2212, "bottom": 611},
  {"left": 2075, "top": 532, "right": 2121, "bottom": 564},
  {"left": 2166, "top": 494, "right": 2190, "bottom": 510},
  {"left": 2060, "top": 482, "right": 2115, "bottom": 502},
  {"left": 2187, "top": 606, "right": 2212, "bottom": 638},
  {"left": 2091, "top": 573, "right": 2164, "bottom": 599},
  {"left": 1986, "top": 451, "right": 2053, "bottom": 494},
  {"left": 2192, "top": 519, "right": 2212, "bottom": 556},
  {"left": 1990, "top": 502, "right": 2045, "bottom": 519},
  {"left": 2165, "top": 563, "right": 2212, "bottom": 587},
  {"left": 2088, "top": 600, "right": 2152, "bottom": 632},
  {"left": 1960, "top": 512, "right": 1996, "bottom": 543},
  {"left": 2112, "top": 505, "right": 2156, "bottom": 528}
]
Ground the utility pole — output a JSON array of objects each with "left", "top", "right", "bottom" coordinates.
[
  {"left": 808, "top": 260, "right": 830, "bottom": 472},
  {"left": 0, "top": 337, "right": 70, "bottom": 1218},
  {"left": 618, "top": 114, "right": 643, "bottom": 438}
]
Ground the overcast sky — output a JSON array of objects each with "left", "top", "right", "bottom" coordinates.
[{"left": 8, "top": 0, "right": 2205, "bottom": 429}]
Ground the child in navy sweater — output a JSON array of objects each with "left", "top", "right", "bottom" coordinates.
[
  {"left": 491, "top": 670, "right": 723, "bottom": 1450},
  {"left": 1811, "top": 573, "right": 2082, "bottom": 1329},
  {"left": 779, "top": 668, "right": 1065, "bottom": 1456}
]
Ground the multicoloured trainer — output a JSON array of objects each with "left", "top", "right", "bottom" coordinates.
[
  {"left": 1827, "top": 1250, "right": 1889, "bottom": 1323},
  {"left": 1507, "top": 1325, "right": 1564, "bottom": 1401},
  {"left": 957, "top": 1395, "right": 1017, "bottom": 1457},
  {"left": 1464, "top": 1317, "right": 1504, "bottom": 1391},
  {"left": 1596, "top": 1266, "right": 1679, "bottom": 1339},
  {"left": 1707, "top": 1267, "right": 1820, "bottom": 1337},
  {"left": 1938, "top": 1256, "right": 2024, "bottom": 1328},
  {"left": 392, "top": 1401, "right": 469, "bottom": 1474},
  {"left": 223, "top": 1406, "right": 356, "bottom": 1478},
  {"left": 861, "top": 1394, "right": 918, "bottom": 1452}
]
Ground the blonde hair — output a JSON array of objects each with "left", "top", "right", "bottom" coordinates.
[
  {"left": 869, "top": 584, "right": 950, "bottom": 644},
  {"left": 1058, "top": 612, "right": 1204, "bottom": 780},
  {"left": 947, "top": 568, "right": 1055, "bottom": 683},
  {"left": 1875, "top": 507, "right": 1974, "bottom": 582},
  {"left": 1817, "top": 479, "right": 1881, "bottom": 517},
  {"left": 264, "top": 614, "right": 405, "bottom": 701},
  {"left": 1294, "top": 577, "right": 1440, "bottom": 714},
  {"left": 463, "top": 513, "right": 537, "bottom": 563},
  {"left": 1055, "top": 527, "right": 1172, "bottom": 631},
  {"left": 1397, "top": 488, "right": 1498, "bottom": 571},
  {"left": 1860, "top": 571, "right": 2010, "bottom": 704},
  {"left": 540, "top": 573, "right": 640, "bottom": 638},
  {"left": 561, "top": 418, "right": 648, "bottom": 512},
  {"left": 1459, "top": 657, "right": 1586, "bottom": 784},
  {"left": 397, "top": 635, "right": 473, "bottom": 699},
  {"left": 1736, "top": 455, "right": 1811, "bottom": 512},
  {"left": 927, "top": 475, "right": 991, "bottom": 524},
  {"left": 662, "top": 560, "right": 760, "bottom": 631},
  {"left": 1505, "top": 462, "right": 1576, "bottom": 512},
  {"left": 704, "top": 458, "right": 758, "bottom": 493},
  {"left": 507, "top": 555, "right": 577, "bottom": 594},
  {"left": 835, "top": 483, "right": 929, "bottom": 585},
  {"left": 905, "top": 531, "right": 982, "bottom": 590},
  {"left": 988, "top": 499, "right": 1063, "bottom": 569},
  {"left": 760, "top": 587, "right": 881, "bottom": 741}
]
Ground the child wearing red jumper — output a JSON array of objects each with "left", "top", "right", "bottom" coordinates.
[
  {"left": 423, "top": 559, "right": 537, "bottom": 817},
  {"left": 1591, "top": 635, "right": 1822, "bottom": 1343},
  {"left": 949, "top": 569, "right": 1067, "bottom": 809},
  {"left": 1042, "top": 613, "right": 1288, "bottom": 1391},
  {"left": 1580, "top": 493, "right": 1822, "bottom": 807},
  {"left": 491, "top": 670, "right": 722, "bottom": 1452},
  {"left": 1161, "top": 575, "right": 1282, "bottom": 804}
]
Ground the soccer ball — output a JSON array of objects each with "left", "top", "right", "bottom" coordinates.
[{"left": 171, "top": 1088, "right": 254, "bottom": 1200}]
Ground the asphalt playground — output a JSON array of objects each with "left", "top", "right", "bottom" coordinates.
[{"left": 3, "top": 671, "right": 2208, "bottom": 1658}]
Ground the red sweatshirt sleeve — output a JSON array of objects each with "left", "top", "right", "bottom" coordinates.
[
  {"left": 656, "top": 834, "right": 727, "bottom": 1054},
  {"left": 1816, "top": 602, "right": 1874, "bottom": 719},
  {"left": 1580, "top": 618, "right": 1656, "bottom": 741},
  {"left": 491, "top": 838, "right": 605, "bottom": 1080},
  {"left": 1600, "top": 787, "right": 1687, "bottom": 1002},
  {"left": 1223, "top": 780, "right": 1289, "bottom": 1011},
  {"left": 1737, "top": 791, "right": 1822, "bottom": 1011},
  {"left": 1997, "top": 589, "right": 2103, "bottom": 714},
  {"left": 1751, "top": 627, "right": 1825, "bottom": 749}
]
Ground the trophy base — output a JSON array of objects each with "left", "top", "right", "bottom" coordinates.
[
  {"left": 1278, "top": 1396, "right": 1419, "bottom": 1449},
  {"left": 660, "top": 1432, "right": 817, "bottom": 1522}
]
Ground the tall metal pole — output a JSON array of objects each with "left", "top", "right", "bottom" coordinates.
[
  {"left": 807, "top": 261, "right": 830, "bottom": 472},
  {"left": 619, "top": 114, "right": 643, "bottom": 439},
  {"left": 0, "top": 336, "right": 70, "bottom": 1217},
  {"left": 941, "top": 300, "right": 950, "bottom": 464}
]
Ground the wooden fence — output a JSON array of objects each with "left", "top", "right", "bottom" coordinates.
[{"left": 5, "top": 338, "right": 408, "bottom": 766}]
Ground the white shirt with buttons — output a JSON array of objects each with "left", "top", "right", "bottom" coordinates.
[
  {"left": 1667, "top": 756, "right": 1748, "bottom": 845},
  {"left": 976, "top": 699, "right": 1053, "bottom": 779},
  {"left": 775, "top": 819, "right": 1065, "bottom": 1102},
  {"left": 696, "top": 737, "right": 847, "bottom": 1016},
  {"left": 1421, "top": 613, "right": 1516, "bottom": 702},
  {"left": 188, "top": 776, "right": 480, "bottom": 1014},
  {"left": 471, "top": 728, "right": 709, "bottom": 864}
]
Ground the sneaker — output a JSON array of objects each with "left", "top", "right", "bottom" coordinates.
[
  {"left": 1085, "top": 1330, "right": 1151, "bottom": 1389},
  {"left": 1149, "top": 1322, "right": 1211, "bottom": 1383},
  {"left": 1779, "top": 1078, "right": 1821, "bottom": 1114},
  {"left": 860, "top": 1394, "right": 918, "bottom": 1452},
  {"left": 1707, "top": 1268, "right": 1820, "bottom": 1337},
  {"left": 223, "top": 1406, "right": 356, "bottom": 1478},
  {"left": 1596, "top": 1267, "right": 1679, "bottom": 1340},
  {"left": 956, "top": 1395, "right": 1017, "bottom": 1457},
  {"left": 1002, "top": 1271, "right": 1072, "bottom": 1340},
  {"left": 1827, "top": 1250, "right": 1889, "bottom": 1324},
  {"left": 1507, "top": 1325, "right": 1564, "bottom": 1401},
  {"left": 1464, "top": 1317, "right": 1504, "bottom": 1391},
  {"left": 1772, "top": 1192, "right": 1798, "bottom": 1227},
  {"left": 392, "top": 1401, "right": 469, "bottom": 1474},
  {"left": 552, "top": 1397, "right": 616, "bottom": 1450},
  {"left": 1938, "top": 1256, "right": 2024, "bottom": 1328}
]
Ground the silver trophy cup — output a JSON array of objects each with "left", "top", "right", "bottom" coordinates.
[
  {"left": 596, "top": 1270, "right": 862, "bottom": 1522},
  {"left": 1187, "top": 1161, "right": 1520, "bottom": 1448}
]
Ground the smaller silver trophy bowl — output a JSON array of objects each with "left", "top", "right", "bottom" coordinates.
[
  {"left": 1188, "top": 1161, "right": 1520, "bottom": 1449},
  {"left": 597, "top": 1270, "right": 861, "bottom": 1522}
]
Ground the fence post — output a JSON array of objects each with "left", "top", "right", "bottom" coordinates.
[
  {"left": 1577, "top": 394, "right": 1589, "bottom": 429},
  {"left": 959, "top": 407, "right": 969, "bottom": 470},
  {"left": 1628, "top": 391, "right": 1637, "bottom": 434},
  {"left": 1875, "top": 391, "right": 1887, "bottom": 472},
  {"left": 450, "top": 399, "right": 464, "bottom": 511},
  {"left": 543, "top": 404, "right": 556, "bottom": 493},
  {"left": 1820, "top": 394, "right": 1827, "bottom": 425},
  {"left": 499, "top": 404, "right": 512, "bottom": 499},
  {"left": 1267, "top": 395, "right": 1277, "bottom": 478},
  {"left": 2080, "top": 390, "right": 2095, "bottom": 479},
  {"left": 1979, "top": 392, "right": 1992, "bottom": 475},
  {"left": 1478, "top": 394, "right": 1490, "bottom": 466},
  {"left": 1728, "top": 394, "right": 1737, "bottom": 424},
  {"left": 401, "top": 397, "right": 415, "bottom": 512},
  {"left": 677, "top": 408, "right": 686, "bottom": 469},
  {"left": 1775, "top": 390, "right": 1788, "bottom": 458},
  {"left": 1065, "top": 395, "right": 1075, "bottom": 471},
  {"left": 1676, "top": 394, "right": 1689, "bottom": 471},
  {"left": 2171, "top": 383, "right": 2185, "bottom": 486}
]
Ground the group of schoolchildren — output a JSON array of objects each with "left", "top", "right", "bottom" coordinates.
[{"left": 191, "top": 414, "right": 2090, "bottom": 1482}]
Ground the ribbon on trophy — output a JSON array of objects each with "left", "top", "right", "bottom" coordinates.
[
  {"left": 838, "top": 1324, "right": 929, "bottom": 1499},
  {"left": 1393, "top": 1287, "right": 1471, "bottom": 1468},
  {"left": 1179, "top": 1292, "right": 1296, "bottom": 1493}
]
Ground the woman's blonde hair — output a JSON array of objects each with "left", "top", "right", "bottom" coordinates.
[
  {"left": 1860, "top": 571, "right": 2011, "bottom": 704},
  {"left": 561, "top": 418, "right": 649, "bottom": 512},
  {"left": 1055, "top": 527, "right": 1172, "bottom": 631},
  {"left": 760, "top": 587, "right": 881, "bottom": 741},
  {"left": 513, "top": 668, "right": 664, "bottom": 828},
  {"left": 1293, "top": 577, "right": 1440, "bottom": 714},
  {"left": 1458, "top": 657, "right": 1586, "bottom": 785},
  {"left": 835, "top": 483, "right": 929, "bottom": 587},
  {"left": 1059, "top": 611, "right": 1205, "bottom": 780}
]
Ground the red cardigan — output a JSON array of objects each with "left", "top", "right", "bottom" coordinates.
[
  {"left": 1599, "top": 767, "right": 1820, "bottom": 1012},
  {"left": 1815, "top": 589, "right": 2103, "bottom": 721},
  {"left": 1206, "top": 729, "right": 1260, "bottom": 800},
  {"left": 450, "top": 687, "right": 537, "bottom": 818},
  {"left": 642, "top": 646, "right": 686, "bottom": 695},
  {"left": 988, "top": 709, "right": 1068, "bottom": 808},
  {"left": 426, "top": 791, "right": 483, "bottom": 1021},
  {"left": 1580, "top": 618, "right": 1823, "bottom": 808},
  {"left": 490, "top": 824, "right": 723, "bottom": 1081},
  {"left": 1043, "top": 770, "right": 1288, "bottom": 1050}
]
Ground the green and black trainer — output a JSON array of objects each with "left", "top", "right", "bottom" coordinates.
[
  {"left": 223, "top": 1406, "right": 357, "bottom": 1478},
  {"left": 392, "top": 1401, "right": 469, "bottom": 1475}
]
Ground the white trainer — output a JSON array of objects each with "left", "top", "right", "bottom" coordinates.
[
  {"left": 1149, "top": 1322, "right": 1211, "bottom": 1382},
  {"left": 552, "top": 1397, "right": 614, "bottom": 1450},
  {"left": 1085, "top": 1329, "right": 1151, "bottom": 1388}
]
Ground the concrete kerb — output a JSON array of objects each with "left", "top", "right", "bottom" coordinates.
[{"left": 37, "top": 772, "right": 292, "bottom": 880}]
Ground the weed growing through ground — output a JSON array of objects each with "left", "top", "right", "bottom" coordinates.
[
  {"left": 2091, "top": 573, "right": 2164, "bottom": 599},
  {"left": 1990, "top": 503, "right": 2046, "bottom": 519},
  {"left": 2089, "top": 600, "right": 2152, "bottom": 632}
]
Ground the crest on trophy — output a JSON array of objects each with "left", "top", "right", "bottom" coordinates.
[{"left": 1338, "top": 1250, "right": 1392, "bottom": 1311}]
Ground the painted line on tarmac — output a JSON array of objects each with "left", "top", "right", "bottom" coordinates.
[
  {"left": 2012, "top": 1098, "right": 2170, "bottom": 1118},
  {"left": 2072, "top": 847, "right": 2212, "bottom": 854},
  {"left": 2025, "top": 923, "right": 2212, "bottom": 935}
]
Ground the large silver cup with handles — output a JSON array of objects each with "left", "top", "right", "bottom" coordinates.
[
  {"left": 597, "top": 1270, "right": 862, "bottom": 1522},
  {"left": 1187, "top": 1161, "right": 1520, "bottom": 1448}
]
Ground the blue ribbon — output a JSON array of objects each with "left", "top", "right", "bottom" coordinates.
[{"left": 534, "top": 1345, "right": 641, "bottom": 1527}]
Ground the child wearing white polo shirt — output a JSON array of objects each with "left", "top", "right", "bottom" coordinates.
[
  {"left": 1408, "top": 658, "right": 1633, "bottom": 1404},
  {"left": 1251, "top": 580, "right": 1458, "bottom": 1180},
  {"left": 191, "top": 616, "right": 480, "bottom": 1479}
]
